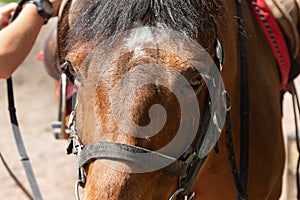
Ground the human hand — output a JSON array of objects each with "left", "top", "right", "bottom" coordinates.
[
  {"left": 49, "top": 0, "right": 62, "bottom": 17},
  {"left": 0, "top": 3, "right": 18, "bottom": 26}
]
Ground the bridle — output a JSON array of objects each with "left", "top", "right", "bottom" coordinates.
[
  {"left": 60, "top": 36, "right": 233, "bottom": 200},
  {"left": 62, "top": 57, "right": 222, "bottom": 200},
  {"left": 57, "top": 2, "right": 249, "bottom": 200}
]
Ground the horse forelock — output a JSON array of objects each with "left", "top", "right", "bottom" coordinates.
[
  {"left": 66, "top": 0, "right": 222, "bottom": 49},
  {"left": 77, "top": 31, "right": 201, "bottom": 143},
  {"left": 66, "top": 0, "right": 218, "bottom": 148}
]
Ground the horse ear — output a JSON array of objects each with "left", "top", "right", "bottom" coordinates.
[
  {"left": 57, "top": 0, "right": 73, "bottom": 67},
  {"left": 59, "top": 0, "right": 78, "bottom": 27},
  {"left": 58, "top": 0, "right": 92, "bottom": 72},
  {"left": 68, "top": 0, "right": 78, "bottom": 26},
  {"left": 58, "top": 0, "right": 69, "bottom": 19}
]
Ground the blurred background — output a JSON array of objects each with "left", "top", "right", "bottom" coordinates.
[{"left": 0, "top": 0, "right": 299, "bottom": 199}]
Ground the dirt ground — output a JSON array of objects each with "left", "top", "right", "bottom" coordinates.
[
  {"left": 0, "top": 17, "right": 298, "bottom": 200},
  {"left": 0, "top": 18, "right": 77, "bottom": 199}
]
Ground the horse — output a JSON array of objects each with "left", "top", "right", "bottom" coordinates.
[{"left": 56, "top": 0, "right": 287, "bottom": 199}]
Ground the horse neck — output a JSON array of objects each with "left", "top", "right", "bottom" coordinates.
[{"left": 193, "top": 1, "right": 284, "bottom": 199}]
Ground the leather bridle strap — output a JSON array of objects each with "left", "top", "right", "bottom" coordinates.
[
  {"left": 225, "top": 95, "right": 248, "bottom": 200},
  {"left": 77, "top": 142, "right": 191, "bottom": 177},
  {"left": 177, "top": 95, "right": 211, "bottom": 198},
  {"left": 6, "top": 79, "right": 43, "bottom": 200},
  {"left": 236, "top": 0, "right": 250, "bottom": 199},
  {"left": 290, "top": 82, "right": 300, "bottom": 199},
  {"left": 68, "top": 95, "right": 212, "bottom": 188}
]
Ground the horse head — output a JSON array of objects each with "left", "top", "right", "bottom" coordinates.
[
  {"left": 55, "top": 0, "right": 291, "bottom": 199},
  {"left": 58, "top": 1, "right": 230, "bottom": 199}
]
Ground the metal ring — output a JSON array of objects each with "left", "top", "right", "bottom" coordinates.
[
  {"left": 75, "top": 180, "right": 81, "bottom": 200},
  {"left": 60, "top": 61, "right": 71, "bottom": 72},
  {"left": 187, "top": 192, "right": 195, "bottom": 200},
  {"left": 169, "top": 188, "right": 185, "bottom": 200},
  {"left": 60, "top": 73, "right": 67, "bottom": 136},
  {"left": 222, "top": 90, "right": 231, "bottom": 112}
]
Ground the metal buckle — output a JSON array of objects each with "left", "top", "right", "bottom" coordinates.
[
  {"left": 51, "top": 121, "right": 70, "bottom": 139},
  {"left": 169, "top": 188, "right": 185, "bottom": 200},
  {"left": 169, "top": 188, "right": 195, "bottom": 200},
  {"left": 215, "top": 39, "right": 224, "bottom": 71}
]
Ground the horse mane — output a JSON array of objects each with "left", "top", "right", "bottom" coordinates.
[{"left": 66, "top": 0, "right": 222, "bottom": 48}]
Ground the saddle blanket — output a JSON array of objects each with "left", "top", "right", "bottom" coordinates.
[{"left": 248, "top": 0, "right": 291, "bottom": 90}]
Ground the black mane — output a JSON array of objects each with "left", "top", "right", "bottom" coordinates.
[{"left": 67, "top": 0, "right": 221, "bottom": 47}]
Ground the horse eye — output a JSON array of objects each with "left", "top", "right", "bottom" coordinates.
[{"left": 190, "top": 73, "right": 204, "bottom": 93}]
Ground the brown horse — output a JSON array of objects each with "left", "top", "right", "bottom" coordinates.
[{"left": 57, "top": 0, "right": 285, "bottom": 199}]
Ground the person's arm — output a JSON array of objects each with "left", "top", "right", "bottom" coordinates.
[{"left": 0, "top": 1, "right": 61, "bottom": 79}]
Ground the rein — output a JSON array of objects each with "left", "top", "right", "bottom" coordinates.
[
  {"left": 236, "top": 0, "right": 250, "bottom": 199},
  {"left": 6, "top": 79, "right": 43, "bottom": 200},
  {"left": 2, "top": 0, "right": 43, "bottom": 199}
]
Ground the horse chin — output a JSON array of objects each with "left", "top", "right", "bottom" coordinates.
[{"left": 84, "top": 160, "right": 178, "bottom": 200}]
